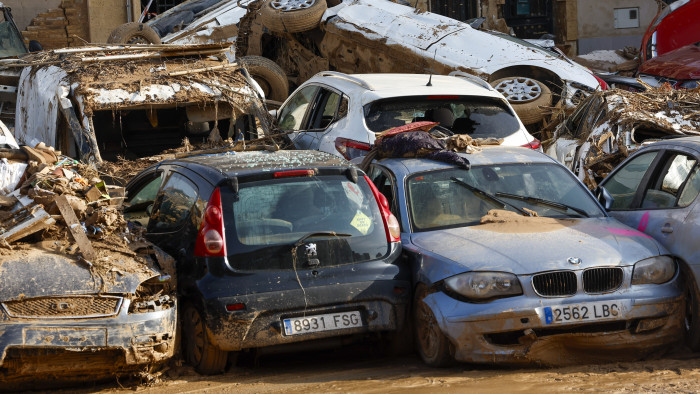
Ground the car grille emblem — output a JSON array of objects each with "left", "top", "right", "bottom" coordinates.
[
  {"left": 305, "top": 243, "right": 320, "bottom": 267},
  {"left": 568, "top": 257, "right": 582, "bottom": 265}
]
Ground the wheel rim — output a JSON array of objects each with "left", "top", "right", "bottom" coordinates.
[
  {"left": 416, "top": 295, "right": 441, "bottom": 359},
  {"left": 269, "top": 0, "right": 316, "bottom": 11},
  {"left": 493, "top": 77, "right": 542, "bottom": 103},
  {"left": 126, "top": 35, "right": 151, "bottom": 44},
  {"left": 185, "top": 307, "right": 205, "bottom": 364}
]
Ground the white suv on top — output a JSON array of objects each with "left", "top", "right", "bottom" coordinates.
[{"left": 274, "top": 72, "right": 540, "bottom": 160}]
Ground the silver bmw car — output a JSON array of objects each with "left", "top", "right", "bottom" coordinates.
[{"left": 366, "top": 146, "right": 684, "bottom": 366}]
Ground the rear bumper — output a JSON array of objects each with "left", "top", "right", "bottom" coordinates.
[
  {"left": 205, "top": 279, "right": 411, "bottom": 351},
  {"left": 0, "top": 302, "right": 177, "bottom": 370}
]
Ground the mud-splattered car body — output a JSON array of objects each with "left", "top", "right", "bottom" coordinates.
[
  {"left": 124, "top": 150, "right": 409, "bottom": 374},
  {"left": 366, "top": 146, "right": 683, "bottom": 366},
  {"left": 0, "top": 247, "right": 177, "bottom": 385}
]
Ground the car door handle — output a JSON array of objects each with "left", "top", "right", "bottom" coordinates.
[{"left": 661, "top": 224, "right": 673, "bottom": 234}]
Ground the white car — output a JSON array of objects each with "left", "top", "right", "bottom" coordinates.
[{"left": 275, "top": 72, "right": 539, "bottom": 160}]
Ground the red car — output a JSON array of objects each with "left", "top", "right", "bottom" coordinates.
[
  {"left": 640, "top": 0, "right": 700, "bottom": 63},
  {"left": 637, "top": 42, "right": 700, "bottom": 89}
]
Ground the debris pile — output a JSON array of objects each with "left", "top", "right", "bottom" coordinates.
[{"left": 545, "top": 84, "right": 700, "bottom": 188}]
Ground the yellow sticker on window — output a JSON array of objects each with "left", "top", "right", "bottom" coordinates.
[{"left": 350, "top": 211, "right": 372, "bottom": 235}]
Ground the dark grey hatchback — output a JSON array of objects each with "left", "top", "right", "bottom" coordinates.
[{"left": 124, "top": 150, "right": 408, "bottom": 374}]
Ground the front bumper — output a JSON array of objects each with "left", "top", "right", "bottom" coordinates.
[
  {"left": 205, "top": 279, "right": 411, "bottom": 351},
  {"left": 424, "top": 282, "right": 684, "bottom": 365},
  {"left": 0, "top": 300, "right": 177, "bottom": 370}
]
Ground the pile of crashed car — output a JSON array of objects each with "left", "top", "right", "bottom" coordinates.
[{"left": 1, "top": 0, "right": 700, "bottom": 389}]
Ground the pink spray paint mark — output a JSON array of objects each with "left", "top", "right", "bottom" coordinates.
[
  {"left": 637, "top": 211, "right": 650, "bottom": 232},
  {"left": 606, "top": 226, "right": 653, "bottom": 239}
]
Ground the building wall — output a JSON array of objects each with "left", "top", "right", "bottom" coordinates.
[
  {"left": 576, "top": 0, "right": 658, "bottom": 54},
  {"left": 3, "top": 0, "right": 62, "bottom": 31},
  {"left": 88, "top": 0, "right": 139, "bottom": 43}
]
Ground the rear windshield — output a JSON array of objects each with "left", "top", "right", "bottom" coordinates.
[
  {"left": 223, "top": 175, "right": 388, "bottom": 270},
  {"left": 364, "top": 97, "right": 520, "bottom": 138}
]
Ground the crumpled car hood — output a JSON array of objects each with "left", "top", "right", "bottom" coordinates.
[
  {"left": 0, "top": 250, "right": 159, "bottom": 302},
  {"left": 410, "top": 217, "right": 662, "bottom": 280}
]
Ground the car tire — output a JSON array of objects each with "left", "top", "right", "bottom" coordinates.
[
  {"left": 107, "top": 22, "right": 162, "bottom": 44},
  {"left": 182, "top": 303, "right": 228, "bottom": 375},
  {"left": 260, "top": 0, "right": 327, "bottom": 33},
  {"left": 684, "top": 272, "right": 700, "bottom": 351},
  {"left": 414, "top": 284, "right": 453, "bottom": 367},
  {"left": 240, "top": 56, "right": 290, "bottom": 102},
  {"left": 490, "top": 76, "right": 552, "bottom": 125},
  {"left": 383, "top": 307, "right": 414, "bottom": 357}
]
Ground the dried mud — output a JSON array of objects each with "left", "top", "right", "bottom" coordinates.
[{"left": 476, "top": 209, "right": 577, "bottom": 233}]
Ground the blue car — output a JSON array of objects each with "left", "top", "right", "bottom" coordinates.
[{"left": 365, "top": 146, "right": 684, "bottom": 366}]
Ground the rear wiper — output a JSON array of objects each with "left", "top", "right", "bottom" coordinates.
[
  {"left": 450, "top": 177, "right": 532, "bottom": 217},
  {"left": 494, "top": 192, "right": 590, "bottom": 218},
  {"left": 293, "top": 231, "right": 352, "bottom": 248}
]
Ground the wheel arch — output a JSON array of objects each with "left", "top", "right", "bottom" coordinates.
[{"left": 489, "top": 65, "right": 563, "bottom": 103}]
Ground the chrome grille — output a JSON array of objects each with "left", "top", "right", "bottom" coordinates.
[
  {"left": 583, "top": 267, "right": 623, "bottom": 293},
  {"left": 532, "top": 271, "right": 577, "bottom": 296},
  {"left": 2, "top": 296, "right": 122, "bottom": 319}
]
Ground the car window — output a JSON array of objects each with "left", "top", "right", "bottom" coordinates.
[
  {"left": 407, "top": 163, "right": 604, "bottom": 231},
  {"left": 308, "top": 89, "right": 348, "bottom": 129},
  {"left": 642, "top": 153, "right": 698, "bottom": 209},
  {"left": 604, "top": 151, "right": 658, "bottom": 210},
  {"left": 124, "top": 171, "right": 164, "bottom": 227},
  {"left": 368, "top": 165, "right": 399, "bottom": 220},
  {"left": 223, "top": 175, "right": 388, "bottom": 270},
  {"left": 150, "top": 172, "right": 198, "bottom": 232},
  {"left": 277, "top": 85, "right": 319, "bottom": 131},
  {"left": 364, "top": 96, "right": 520, "bottom": 138}
]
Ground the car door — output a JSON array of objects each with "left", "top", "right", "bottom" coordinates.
[
  {"left": 278, "top": 84, "right": 348, "bottom": 150},
  {"left": 602, "top": 146, "right": 700, "bottom": 261}
]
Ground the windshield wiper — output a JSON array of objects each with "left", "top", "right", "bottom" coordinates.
[
  {"left": 494, "top": 192, "right": 590, "bottom": 218},
  {"left": 450, "top": 177, "right": 532, "bottom": 217},
  {"left": 293, "top": 231, "right": 352, "bottom": 248}
]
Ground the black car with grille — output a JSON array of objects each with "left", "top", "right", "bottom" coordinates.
[
  {"left": 124, "top": 149, "right": 409, "bottom": 374},
  {"left": 365, "top": 145, "right": 684, "bottom": 367}
]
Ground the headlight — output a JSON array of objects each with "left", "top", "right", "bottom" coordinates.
[
  {"left": 631, "top": 256, "right": 676, "bottom": 285},
  {"left": 444, "top": 271, "right": 523, "bottom": 301}
]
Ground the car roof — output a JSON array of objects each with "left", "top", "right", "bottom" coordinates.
[
  {"left": 640, "top": 136, "right": 700, "bottom": 151},
  {"left": 308, "top": 72, "right": 502, "bottom": 101},
  {"left": 378, "top": 146, "right": 557, "bottom": 175},
  {"left": 166, "top": 150, "right": 350, "bottom": 179}
]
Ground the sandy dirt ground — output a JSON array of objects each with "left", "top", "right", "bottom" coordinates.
[{"left": 41, "top": 345, "right": 700, "bottom": 394}]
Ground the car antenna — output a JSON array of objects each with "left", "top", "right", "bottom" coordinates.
[{"left": 426, "top": 48, "right": 438, "bottom": 86}]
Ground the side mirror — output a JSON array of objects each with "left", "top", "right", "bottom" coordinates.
[{"left": 594, "top": 186, "right": 614, "bottom": 211}]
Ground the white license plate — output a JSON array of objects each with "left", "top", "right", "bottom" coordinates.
[
  {"left": 283, "top": 311, "right": 363, "bottom": 336},
  {"left": 539, "top": 301, "right": 627, "bottom": 325}
]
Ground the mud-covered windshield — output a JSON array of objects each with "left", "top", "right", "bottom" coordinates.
[
  {"left": 0, "top": 11, "right": 27, "bottom": 58},
  {"left": 407, "top": 163, "right": 605, "bottom": 231},
  {"left": 364, "top": 97, "right": 520, "bottom": 138},
  {"left": 224, "top": 175, "right": 388, "bottom": 270}
]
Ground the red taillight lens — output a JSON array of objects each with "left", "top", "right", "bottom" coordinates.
[
  {"left": 363, "top": 175, "right": 400, "bottom": 243},
  {"left": 194, "top": 187, "right": 227, "bottom": 257},
  {"left": 335, "top": 137, "right": 371, "bottom": 160},
  {"left": 593, "top": 74, "right": 609, "bottom": 90},
  {"left": 522, "top": 138, "right": 541, "bottom": 150},
  {"left": 226, "top": 303, "right": 245, "bottom": 312},
  {"left": 274, "top": 169, "right": 315, "bottom": 178}
]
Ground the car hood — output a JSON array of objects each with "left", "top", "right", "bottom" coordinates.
[
  {"left": 0, "top": 249, "right": 160, "bottom": 302},
  {"left": 326, "top": 0, "right": 598, "bottom": 87},
  {"left": 638, "top": 43, "right": 700, "bottom": 80},
  {"left": 410, "top": 216, "right": 662, "bottom": 279}
]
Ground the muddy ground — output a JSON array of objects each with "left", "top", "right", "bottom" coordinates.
[{"left": 40, "top": 344, "right": 700, "bottom": 394}]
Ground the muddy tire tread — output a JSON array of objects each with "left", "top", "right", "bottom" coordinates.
[
  {"left": 240, "top": 55, "right": 290, "bottom": 102},
  {"left": 107, "top": 22, "right": 162, "bottom": 44},
  {"left": 182, "top": 304, "right": 227, "bottom": 375},
  {"left": 260, "top": 0, "right": 327, "bottom": 33},
  {"left": 413, "top": 284, "right": 453, "bottom": 367}
]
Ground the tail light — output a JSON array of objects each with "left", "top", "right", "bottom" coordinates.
[
  {"left": 522, "top": 138, "right": 541, "bottom": 150},
  {"left": 335, "top": 137, "right": 370, "bottom": 160},
  {"left": 593, "top": 74, "right": 609, "bottom": 90},
  {"left": 194, "top": 187, "right": 227, "bottom": 257},
  {"left": 363, "top": 175, "right": 400, "bottom": 243}
]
